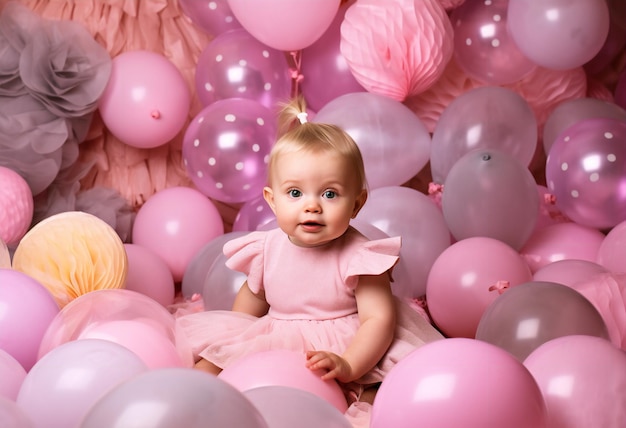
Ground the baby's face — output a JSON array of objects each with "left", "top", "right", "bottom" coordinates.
[{"left": 263, "top": 149, "right": 366, "bottom": 247}]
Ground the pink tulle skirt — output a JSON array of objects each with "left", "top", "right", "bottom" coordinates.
[{"left": 177, "top": 297, "right": 444, "bottom": 386}]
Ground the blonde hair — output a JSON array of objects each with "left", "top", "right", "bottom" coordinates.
[{"left": 268, "top": 97, "right": 367, "bottom": 191}]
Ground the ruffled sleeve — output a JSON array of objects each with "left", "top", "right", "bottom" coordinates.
[
  {"left": 343, "top": 235, "right": 402, "bottom": 289},
  {"left": 223, "top": 231, "right": 266, "bottom": 294}
]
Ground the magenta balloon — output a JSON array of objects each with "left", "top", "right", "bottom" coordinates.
[
  {"left": 533, "top": 259, "right": 609, "bottom": 287},
  {"left": 132, "top": 186, "right": 224, "bottom": 282},
  {"left": 300, "top": 1, "right": 365, "bottom": 112},
  {"left": 0, "top": 269, "right": 59, "bottom": 371},
  {"left": 244, "top": 386, "right": 352, "bottom": 428},
  {"left": 520, "top": 222, "right": 605, "bottom": 273},
  {"left": 17, "top": 339, "right": 147, "bottom": 428},
  {"left": 507, "top": 0, "right": 610, "bottom": 70},
  {"left": 98, "top": 50, "right": 191, "bottom": 148},
  {"left": 194, "top": 29, "right": 290, "bottom": 109},
  {"left": 81, "top": 368, "right": 268, "bottom": 428},
  {"left": 181, "top": 231, "right": 248, "bottom": 299},
  {"left": 542, "top": 98, "right": 626, "bottom": 154},
  {"left": 426, "top": 237, "right": 533, "bottom": 338},
  {"left": 314, "top": 93, "right": 431, "bottom": 189},
  {"left": 546, "top": 118, "right": 626, "bottom": 230},
  {"left": 182, "top": 98, "right": 276, "bottom": 203},
  {"left": 371, "top": 338, "right": 547, "bottom": 428},
  {"left": 597, "top": 220, "right": 626, "bottom": 273},
  {"left": 123, "top": 244, "right": 175, "bottom": 307},
  {"left": 0, "top": 350, "right": 26, "bottom": 401},
  {"left": 476, "top": 281, "right": 609, "bottom": 362},
  {"left": 227, "top": 0, "right": 339, "bottom": 51},
  {"left": 524, "top": 335, "right": 626, "bottom": 428},
  {"left": 232, "top": 195, "right": 276, "bottom": 232},
  {"left": 451, "top": 0, "right": 536, "bottom": 85},
  {"left": 442, "top": 150, "right": 539, "bottom": 250},
  {"left": 218, "top": 349, "right": 348, "bottom": 413},
  {"left": 356, "top": 186, "right": 451, "bottom": 298},
  {"left": 178, "top": 0, "right": 242, "bottom": 36},
  {"left": 430, "top": 86, "right": 537, "bottom": 184}
]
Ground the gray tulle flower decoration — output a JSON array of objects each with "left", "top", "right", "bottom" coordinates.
[{"left": 0, "top": 1, "right": 111, "bottom": 196}]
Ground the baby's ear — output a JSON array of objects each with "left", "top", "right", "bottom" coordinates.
[
  {"left": 263, "top": 187, "right": 277, "bottom": 214},
  {"left": 352, "top": 189, "right": 368, "bottom": 218}
]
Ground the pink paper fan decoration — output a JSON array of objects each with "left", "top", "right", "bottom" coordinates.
[{"left": 340, "top": 0, "right": 454, "bottom": 101}]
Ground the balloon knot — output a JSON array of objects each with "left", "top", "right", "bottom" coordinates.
[
  {"left": 543, "top": 193, "right": 557, "bottom": 204},
  {"left": 488, "top": 280, "right": 510, "bottom": 295},
  {"left": 151, "top": 110, "right": 161, "bottom": 119},
  {"left": 428, "top": 182, "right": 444, "bottom": 195}
]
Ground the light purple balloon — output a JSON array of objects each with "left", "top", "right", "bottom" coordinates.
[
  {"left": 232, "top": 195, "right": 276, "bottom": 232},
  {"left": 507, "top": 0, "right": 610, "bottom": 70},
  {"left": 0, "top": 269, "right": 59, "bottom": 371},
  {"left": 546, "top": 117, "right": 626, "bottom": 230},
  {"left": 533, "top": 259, "right": 609, "bottom": 287},
  {"left": 430, "top": 86, "right": 537, "bottom": 184},
  {"left": 451, "top": 0, "right": 536, "bottom": 85},
  {"left": 179, "top": 0, "right": 243, "bottom": 36},
  {"left": 300, "top": 0, "right": 365, "bottom": 112},
  {"left": 314, "top": 93, "right": 431, "bottom": 190},
  {"left": 202, "top": 250, "right": 247, "bottom": 310},
  {"left": 0, "top": 350, "right": 26, "bottom": 401},
  {"left": 356, "top": 186, "right": 451, "bottom": 298},
  {"left": 182, "top": 98, "right": 276, "bottom": 203},
  {"left": 442, "top": 149, "right": 539, "bottom": 251},
  {"left": 194, "top": 29, "right": 291, "bottom": 110},
  {"left": 542, "top": 98, "right": 626, "bottom": 154}
]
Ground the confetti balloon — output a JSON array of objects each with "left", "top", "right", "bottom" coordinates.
[
  {"left": 546, "top": 118, "right": 626, "bottom": 230},
  {"left": 182, "top": 98, "right": 276, "bottom": 203},
  {"left": 12, "top": 211, "right": 127, "bottom": 308},
  {"left": 0, "top": 166, "right": 33, "bottom": 248}
]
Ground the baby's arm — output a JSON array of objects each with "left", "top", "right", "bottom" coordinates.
[
  {"left": 306, "top": 273, "right": 396, "bottom": 382},
  {"left": 232, "top": 281, "right": 270, "bottom": 317}
]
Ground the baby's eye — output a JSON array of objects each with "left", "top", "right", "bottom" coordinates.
[
  {"left": 323, "top": 190, "right": 337, "bottom": 199},
  {"left": 288, "top": 189, "right": 302, "bottom": 198}
]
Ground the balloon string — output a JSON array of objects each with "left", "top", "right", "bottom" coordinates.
[{"left": 289, "top": 50, "right": 304, "bottom": 99}]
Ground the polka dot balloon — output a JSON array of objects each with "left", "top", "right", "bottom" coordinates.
[
  {"left": 546, "top": 118, "right": 626, "bottom": 230},
  {"left": 182, "top": 98, "right": 276, "bottom": 204}
]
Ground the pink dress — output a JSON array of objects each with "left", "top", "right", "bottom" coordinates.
[{"left": 178, "top": 227, "right": 444, "bottom": 386}]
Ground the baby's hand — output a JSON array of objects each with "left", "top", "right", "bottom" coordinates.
[{"left": 305, "top": 350, "right": 353, "bottom": 382}]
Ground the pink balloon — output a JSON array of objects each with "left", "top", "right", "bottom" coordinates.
[
  {"left": 218, "top": 349, "right": 348, "bottom": 413},
  {"left": 300, "top": 1, "right": 365, "bottom": 112},
  {"left": 546, "top": 118, "right": 626, "bottom": 230},
  {"left": 194, "top": 29, "right": 290, "bottom": 109},
  {"left": 123, "top": 244, "right": 175, "bottom": 307},
  {"left": 0, "top": 398, "right": 33, "bottom": 428},
  {"left": 232, "top": 195, "right": 276, "bottom": 232},
  {"left": 0, "top": 269, "right": 59, "bottom": 371},
  {"left": 178, "top": 0, "right": 242, "bottom": 36},
  {"left": 597, "top": 220, "right": 626, "bottom": 273},
  {"left": 244, "top": 386, "right": 352, "bottom": 428},
  {"left": 524, "top": 335, "right": 626, "bottom": 428},
  {"left": 80, "top": 320, "right": 185, "bottom": 369},
  {"left": 340, "top": 0, "right": 453, "bottom": 101},
  {"left": 542, "top": 98, "right": 626, "bottom": 154},
  {"left": 132, "top": 186, "right": 224, "bottom": 282},
  {"left": 227, "top": 0, "right": 339, "bottom": 51},
  {"left": 507, "top": 0, "right": 610, "bottom": 70},
  {"left": 441, "top": 150, "right": 539, "bottom": 250},
  {"left": 98, "top": 50, "right": 191, "bottom": 148},
  {"left": 476, "top": 281, "right": 609, "bottom": 362},
  {"left": 16, "top": 339, "right": 147, "bottom": 428},
  {"left": 0, "top": 350, "right": 27, "bottom": 401},
  {"left": 430, "top": 86, "right": 537, "bottom": 184},
  {"left": 0, "top": 166, "right": 33, "bottom": 248},
  {"left": 38, "top": 289, "right": 192, "bottom": 367},
  {"left": 356, "top": 186, "right": 451, "bottom": 298},
  {"left": 583, "top": 0, "right": 626, "bottom": 76},
  {"left": 371, "top": 338, "right": 547, "bottom": 428},
  {"left": 81, "top": 369, "right": 268, "bottom": 428},
  {"left": 451, "top": 0, "right": 536, "bottom": 85},
  {"left": 426, "top": 237, "right": 533, "bottom": 338},
  {"left": 182, "top": 99, "right": 276, "bottom": 204},
  {"left": 533, "top": 259, "right": 609, "bottom": 287},
  {"left": 314, "top": 93, "right": 431, "bottom": 190},
  {"left": 520, "top": 222, "right": 605, "bottom": 273}
]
